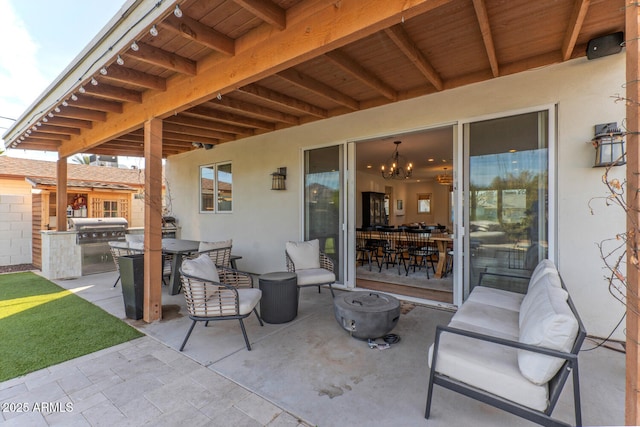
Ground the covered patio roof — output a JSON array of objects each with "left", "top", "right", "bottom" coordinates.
[{"left": 2, "top": 0, "right": 624, "bottom": 158}]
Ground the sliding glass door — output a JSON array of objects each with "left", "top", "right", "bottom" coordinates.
[
  {"left": 304, "top": 145, "right": 344, "bottom": 283},
  {"left": 463, "top": 109, "right": 552, "bottom": 297}
]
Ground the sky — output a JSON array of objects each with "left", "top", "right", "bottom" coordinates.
[{"left": 0, "top": 0, "right": 146, "bottom": 167}]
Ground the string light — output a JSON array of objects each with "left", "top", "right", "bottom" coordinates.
[
  {"left": 48, "top": 112, "right": 54, "bottom": 118},
  {"left": 8, "top": 0, "right": 167, "bottom": 143},
  {"left": 174, "top": 4, "right": 182, "bottom": 18}
]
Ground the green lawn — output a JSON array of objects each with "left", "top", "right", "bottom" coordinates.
[{"left": 0, "top": 272, "right": 143, "bottom": 382}]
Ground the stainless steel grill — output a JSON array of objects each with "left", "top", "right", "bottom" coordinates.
[
  {"left": 68, "top": 217, "right": 128, "bottom": 244},
  {"left": 68, "top": 217, "right": 129, "bottom": 276},
  {"left": 162, "top": 216, "right": 178, "bottom": 238}
]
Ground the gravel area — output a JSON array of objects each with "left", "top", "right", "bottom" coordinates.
[{"left": 0, "top": 264, "right": 37, "bottom": 274}]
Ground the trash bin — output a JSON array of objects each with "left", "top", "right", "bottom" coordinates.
[
  {"left": 259, "top": 272, "right": 298, "bottom": 324},
  {"left": 119, "top": 253, "right": 145, "bottom": 320}
]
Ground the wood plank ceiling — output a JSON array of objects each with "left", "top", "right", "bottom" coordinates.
[{"left": 5, "top": 0, "right": 624, "bottom": 158}]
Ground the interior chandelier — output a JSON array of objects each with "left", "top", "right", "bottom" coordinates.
[
  {"left": 436, "top": 167, "right": 453, "bottom": 185},
  {"left": 381, "top": 140, "right": 413, "bottom": 180}
]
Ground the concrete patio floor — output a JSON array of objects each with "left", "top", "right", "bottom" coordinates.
[{"left": 0, "top": 270, "right": 625, "bottom": 426}]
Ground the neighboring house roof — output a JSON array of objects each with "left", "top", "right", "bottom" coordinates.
[
  {"left": 25, "top": 177, "right": 137, "bottom": 191},
  {"left": 0, "top": 156, "right": 146, "bottom": 189}
]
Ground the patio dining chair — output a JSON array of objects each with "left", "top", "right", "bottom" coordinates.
[
  {"left": 356, "top": 228, "right": 374, "bottom": 271},
  {"left": 198, "top": 239, "right": 233, "bottom": 267},
  {"left": 405, "top": 229, "right": 437, "bottom": 277},
  {"left": 124, "top": 235, "right": 173, "bottom": 286},
  {"left": 285, "top": 239, "right": 336, "bottom": 298},
  {"left": 108, "top": 241, "right": 131, "bottom": 287},
  {"left": 179, "top": 254, "right": 263, "bottom": 351}
]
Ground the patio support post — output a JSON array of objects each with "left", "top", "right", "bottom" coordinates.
[
  {"left": 55, "top": 158, "right": 68, "bottom": 231},
  {"left": 626, "top": 1, "right": 640, "bottom": 424},
  {"left": 143, "top": 118, "right": 163, "bottom": 322}
]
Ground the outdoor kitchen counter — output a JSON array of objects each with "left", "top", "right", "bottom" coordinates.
[{"left": 40, "top": 230, "right": 82, "bottom": 280}]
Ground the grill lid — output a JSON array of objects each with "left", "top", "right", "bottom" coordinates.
[{"left": 68, "top": 217, "right": 128, "bottom": 230}]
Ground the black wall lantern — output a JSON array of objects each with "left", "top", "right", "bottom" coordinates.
[
  {"left": 271, "top": 167, "right": 287, "bottom": 190},
  {"left": 592, "top": 122, "right": 625, "bottom": 167}
]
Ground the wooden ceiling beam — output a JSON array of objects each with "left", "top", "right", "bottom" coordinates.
[
  {"left": 69, "top": 97, "right": 123, "bottom": 113},
  {"left": 46, "top": 116, "right": 93, "bottom": 129},
  {"left": 103, "top": 65, "right": 167, "bottom": 91},
  {"left": 159, "top": 15, "right": 235, "bottom": 56},
  {"left": 325, "top": 50, "right": 397, "bottom": 100},
  {"left": 472, "top": 0, "right": 499, "bottom": 78},
  {"left": 186, "top": 105, "right": 275, "bottom": 130},
  {"left": 164, "top": 115, "right": 254, "bottom": 136},
  {"left": 384, "top": 24, "right": 443, "bottom": 91},
  {"left": 124, "top": 42, "right": 197, "bottom": 75},
  {"left": 19, "top": 137, "right": 62, "bottom": 145},
  {"left": 30, "top": 132, "right": 70, "bottom": 141},
  {"left": 208, "top": 97, "right": 299, "bottom": 124},
  {"left": 163, "top": 122, "right": 235, "bottom": 140},
  {"left": 238, "top": 83, "right": 328, "bottom": 118},
  {"left": 113, "top": 134, "right": 143, "bottom": 143},
  {"left": 36, "top": 124, "right": 81, "bottom": 135},
  {"left": 562, "top": 0, "right": 591, "bottom": 61},
  {"left": 163, "top": 132, "right": 220, "bottom": 145},
  {"left": 233, "top": 0, "right": 286, "bottom": 30},
  {"left": 60, "top": 0, "right": 453, "bottom": 156},
  {"left": 83, "top": 83, "right": 142, "bottom": 103},
  {"left": 278, "top": 68, "right": 360, "bottom": 110},
  {"left": 55, "top": 106, "right": 107, "bottom": 122}
]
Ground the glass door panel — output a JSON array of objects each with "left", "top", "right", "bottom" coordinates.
[
  {"left": 465, "top": 111, "right": 549, "bottom": 296},
  {"left": 304, "top": 145, "right": 344, "bottom": 282}
]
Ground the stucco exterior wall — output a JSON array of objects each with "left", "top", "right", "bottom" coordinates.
[{"left": 167, "top": 53, "right": 626, "bottom": 339}]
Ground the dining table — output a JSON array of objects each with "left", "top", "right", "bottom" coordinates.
[
  {"left": 366, "top": 230, "right": 453, "bottom": 278},
  {"left": 162, "top": 238, "right": 200, "bottom": 295},
  {"left": 429, "top": 236, "right": 453, "bottom": 278},
  {"left": 161, "top": 238, "right": 243, "bottom": 295}
]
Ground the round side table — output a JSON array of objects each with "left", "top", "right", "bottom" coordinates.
[{"left": 258, "top": 271, "right": 298, "bottom": 324}]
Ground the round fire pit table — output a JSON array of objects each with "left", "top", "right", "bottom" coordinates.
[
  {"left": 259, "top": 271, "right": 298, "bottom": 324},
  {"left": 334, "top": 291, "right": 400, "bottom": 340}
]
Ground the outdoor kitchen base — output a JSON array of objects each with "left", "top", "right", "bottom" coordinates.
[{"left": 334, "top": 291, "right": 400, "bottom": 340}]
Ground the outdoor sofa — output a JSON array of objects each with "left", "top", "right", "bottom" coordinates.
[{"left": 425, "top": 259, "right": 586, "bottom": 427}]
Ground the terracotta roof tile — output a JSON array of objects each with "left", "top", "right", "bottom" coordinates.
[{"left": 0, "top": 156, "right": 146, "bottom": 186}]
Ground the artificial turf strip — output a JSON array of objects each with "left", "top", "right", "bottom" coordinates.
[{"left": 0, "top": 272, "right": 143, "bottom": 382}]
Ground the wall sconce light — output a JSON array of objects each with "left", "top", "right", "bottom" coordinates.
[
  {"left": 591, "top": 122, "right": 625, "bottom": 167},
  {"left": 271, "top": 167, "right": 287, "bottom": 190}
]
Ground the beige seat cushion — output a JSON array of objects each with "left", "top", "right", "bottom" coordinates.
[
  {"left": 199, "top": 239, "right": 232, "bottom": 252},
  {"left": 428, "top": 329, "right": 549, "bottom": 411},
  {"left": 518, "top": 284, "right": 579, "bottom": 385},
  {"left": 466, "top": 286, "right": 524, "bottom": 313},
  {"left": 181, "top": 254, "right": 219, "bottom": 282},
  {"left": 452, "top": 301, "right": 520, "bottom": 340},
  {"left": 237, "top": 289, "right": 262, "bottom": 315},
  {"left": 286, "top": 239, "right": 321, "bottom": 269},
  {"left": 295, "top": 268, "right": 335, "bottom": 286}
]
